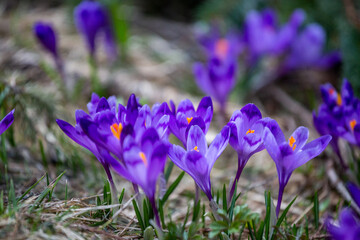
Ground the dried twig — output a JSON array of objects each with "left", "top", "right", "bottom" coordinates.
[{"left": 326, "top": 160, "right": 360, "bottom": 215}]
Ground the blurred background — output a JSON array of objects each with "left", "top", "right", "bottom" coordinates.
[{"left": 0, "top": 0, "right": 359, "bottom": 238}]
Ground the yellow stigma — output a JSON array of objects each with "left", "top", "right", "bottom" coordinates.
[
  {"left": 246, "top": 129, "right": 255, "bottom": 135},
  {"left": 110, "top": 123, "right": 123, "bottom": 140},
  {"left": 215, "top": 38, "right": 229, "bottom": 58},
  {"left": 194, "top": 146, "right": 199, "bottom": 152},
  {"left": 336, "top": 94, "right": 342, "bottom": 106},
  {"left": 350, "top": 119, "right": 357, "bottom": 131},
  {"left": 187, "top": 117, "right": 193, "bottom": 124},
  {"left": 139, "top": 152, "right": 147, "bottom": 166},
  {"left": 289, "top": 136, "right": 296, "bottom": 151}
]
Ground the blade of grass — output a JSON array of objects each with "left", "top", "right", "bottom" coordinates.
[
  {"left": 118, "top": 188, "right": 125, "bottom": 204},
  {"left": 161, "top": 171, "right": 185, "bottom": 204},
  {"left": 264, "top": 191, "right": 271, "bottom": 239},
  {"left": 222, "top": 184, "right": 227, "bottom": 211},
  {"left": 313, "top": 191, "right": 319, "bottom": 229},
  {"left": 17, "top": 174, "right": 45, "bottom": 203},
  {"left": 38, "top": 140, "right": 48, "bottom": 170},
  {"left": 271, "top": 196, "right": 297, "bottom": 240},
  {"left": 132, "top": 198, "right": 145, "bottom": 231},
  {"left": 164, "top": 161, "right": 174, "bottom": 182}
]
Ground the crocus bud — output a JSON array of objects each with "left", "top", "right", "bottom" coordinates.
[
  {"left": 74, "top": 0, "right": 117, "bottom": 60},
  {"left": 33, "top": 22, "right": 58, "bottom": 59}
]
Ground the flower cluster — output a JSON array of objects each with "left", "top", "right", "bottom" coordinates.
[
  {"left": 313, "top": 79, "right": 360, "bottom": 168},
  {"left": 58, "top": 93, "right": 331, "bottom": 227},
  {"left": 193, "top": 8, "right": 340, "bottom": 112},
  {"left": 33, "top": 1, "right": 117, "bottom": 67}
]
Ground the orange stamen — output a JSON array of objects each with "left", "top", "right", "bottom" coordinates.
[
  {"left": 289, "top": 136, "right": 296, "bottom": 150},
  {"left": 215, "top": 38, "right": 229, "bottom": 59},
  {"left": 187, "top": 117, "right": 193, "bottom": 124},
  {"left": 336, "top": 94, "right": 342, "bottom": 106},
  {"left": 139, "top": 152, "right": 147, "bottom": 166},
  {"left": 194, "top": 146, "right": 199, "bottom": 152},
  {"left": 246, "top": 129, "right": 255, "bottom": 135},
  {"left": 350, "top": 119, "right": 357, "bottom": 131},
  {"left": 110, "top": 123, "right": 123, "bottom": 140}
]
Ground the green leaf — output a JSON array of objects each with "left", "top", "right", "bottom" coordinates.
[
  {"left": 38, "top": 140, "right": 48, "bottom": 170},
  {"left": 143, "top": 226, "right": 154, "bottom": 240},
  {"left": 222, "top": 184, "right": 227, "bottom": 212},
  {"left": 271, "top": 195, "right": 297, "bottom": 240},
  {"left": 313, "top": 191, "right": 319, "bottom": 229},
  {"left": 161, "top": 171, "right": 185, "bottom": 204},
  {"left": 118, "top": 188, "right": 125, "bottom": 204},
  {"left": 132, "top": 198, "right": 145, "bottom": 231},
  {"left": 17, "top": 174, "right": 45, "bottom": 204},
  {"left": 164, "top": 161, "right": 174, "bottom": 182}
]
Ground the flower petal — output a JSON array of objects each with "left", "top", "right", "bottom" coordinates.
[
  {"left": 263, "top": 127, "right": 282, "bottom": 164},
  {"left": 290, "top": 134, "right": 331, "bottom": 171},
  {"left": 206, "top": 125, "right": 230, "bottom": 169},
  {"left": 185, "top": 151, "right": 212, "bottom": 200},
  {"left": 177, "top": 99, "right": 195, "bottom": 117},
  {"left": 193, "top": 63, "right": 215, "bottom": 98},
  {"left": 186, "top": 125, "right": 207, "bottom": 154},
  {"left": 347, "top": 182, "right": 360, "bottom": 208},
  {"left": 141, "top": 128, "right": 160, "bottom": 158},
  {"left": 0, "top": 109, "right": 14, "bottom": 136},
  {"left": 290, "top": 126, "right": 309, "bottom": 151},
  {"left": 96, "top": 97, "right": 110, "bottom": 113},
  {"left": 56, "top": 119, "right": 98, "bottom": 154},
  {"left": 168, "top": 144, "right": 187, "bottom": 170},
  {"left": 240, "top": 103, "right": 262, "bottom": 127},
  {"left": 126, "top": 94, "right": 139, "bottom": 126}
]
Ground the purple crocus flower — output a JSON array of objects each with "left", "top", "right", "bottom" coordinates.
[
  {"left": 133, "top": 102, "right": 171, "bottom": 142},
  {"left": 0, "top": 109, "right": 15, "bottom": 136},
  {"left": 196, "top": 26, "right": 243, "bottom": 60},
  {"left": 77, "top": 94, "right": 141, "bottom": 162},
  {"left": 227, "top": 104, "right": 274, "bottom": 201},
  {"left": 169, "top": 97, "right": 213, "bottom": 147},
  {"left": 193, "top": 56, "right": 237, "bottom": 113},
  {"left": 33, "top": 22, "right": 65, "bottom": 82},
  {"left": 347, "top": 182, "right": 360, "bottom": 208},
  {"left": 326, "top": 208, "right": 360, "bottom": 240},
  {"left": 33, "top": 22, "right": 59, "bottom": 59},
  {"left": 263, "top": 121, "right": 331, "bottom": 216},
  {"left": 168, "top": 125, "right": 230, "bottom": 201},
  {"left": 243, "top": 8, "right": 305, "bottom": 63},
  {"left": 313, "top": 79, "right": 358, "bottom": 168},
  {"left": 74, "top": 0, "right": 117, "bottom": 60},
  {"left": 56, "top": 93, "right": 121, "bottom": 192},
  {"left": 105, "top": 128, "right": 169, "bottom": 228},
  {"left": 284, "top": 23, "right": 341, "bottom": 70}
]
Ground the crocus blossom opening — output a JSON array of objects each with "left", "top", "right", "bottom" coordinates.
[
  {"left": 263, "top": 121, "right": 331, "bottom": 216},
  {"left": 227, "top": 104, "right": 274, "bottom": 201},
  {"left": 105, "top": 128, "right": 169, "bottom": 228},
  {"left": 169, "top": 125, "right": 230, "bottom": 201},
  {"left": 313, "top": 79, "right": 360, "bottom": 168},
  {"left": 169, "top": 97, "right": 213, "bottom": 147}
]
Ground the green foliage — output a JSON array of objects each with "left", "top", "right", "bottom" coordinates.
[
  {"left": 209, "top": 203, "right": 259, "bottom": 238},
  {"left": 164, "top": 218, "right": 205, "bottom": 240},
  {"left": 161, "top": 171, "right": 185, "bottom": 204}
]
